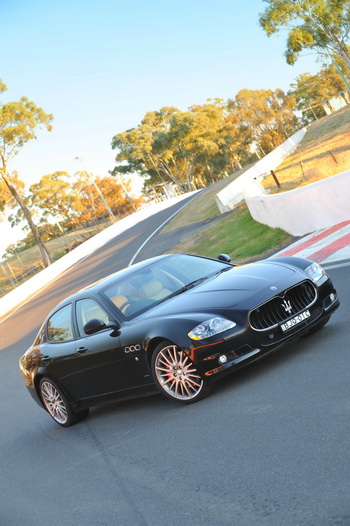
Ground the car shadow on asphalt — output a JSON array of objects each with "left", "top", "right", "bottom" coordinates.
[{"left": 82, "top": 325, "right": 338, "bottom": 427}]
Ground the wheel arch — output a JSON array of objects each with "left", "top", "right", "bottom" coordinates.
[
  {"left": 146, "top": 337, "right": 174, "bottom": 367},
  {"left": 34, "top": 373, "right": 45, "bottom": 407},
  {"left": 34, "top": 373, "right": 72, "bottom": 409}
]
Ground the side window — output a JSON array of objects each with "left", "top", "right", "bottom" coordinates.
[
  {"left": 76, "top": 298, "right": 111, "bottom": 337},
  {"left": 34, "top": 323, "right": 47, "bottom": 345},
  {"left": 47, "top": 305, "right": 73, "bottom": 342}
]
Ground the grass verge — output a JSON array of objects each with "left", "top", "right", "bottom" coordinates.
[{"left": 166, "top": 207, "right": 292, "bottom": 264}]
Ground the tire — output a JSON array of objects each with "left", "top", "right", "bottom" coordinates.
[
  {"left": 39, "top": 377, "right": 89, "bottom": 427},
  {"left": 151, "top": 340, "right": 211, "bottom": 404}
]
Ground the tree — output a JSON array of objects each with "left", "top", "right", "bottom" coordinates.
[
  {"left": 112, "top": 107, "right": 184, "bottom": 190},
  {"left": 111, "top": 102, "right": 254, "bottom": 192},
  {"left": 0, "top": 80, "right": 54, "bottom": 266},
  {"left": 0, "top": 172, "right": 24, "bottom": 217},
  {"left": 259, "top": 0, "right": 350, "bottom": 72},
  {"left": 228, "top": 88, "right": 300, "bottom": 154},
  {"left": 72, "top": 172, "right": 138, "bottom": 225},
  {"left": 28, "top": 172, "right": 82, "bottom": 231},
  {"left": 289, "top": 63, "right": 348, "bottom": 120}
]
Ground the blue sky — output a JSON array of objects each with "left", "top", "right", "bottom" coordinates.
[{"left": 0, "top": 0, "right": 322, "bottom": 255}]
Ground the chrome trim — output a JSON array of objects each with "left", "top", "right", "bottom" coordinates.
[
  {"left": 232, "top": 348, "right": 260, "bottom": 364},
  {"left": 249, "top": 280, "right": 317, "bottom": 332},
  {"left": 324, "top": 292, "right": 338, "bottom": 311}
]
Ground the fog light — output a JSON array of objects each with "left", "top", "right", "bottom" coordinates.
[
  {"left": 330, "top": 293, "right": 335, "bottom": 302},
  {"left": 218, "top": 355, "right": 227, "bottom": 364}
]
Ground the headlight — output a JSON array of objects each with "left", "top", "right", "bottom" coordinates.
[
  {"left": 305, "top": 262, "right": 325, "bottom": 282},
  {"left": 188, "top": 317, "right": 236, "bottom": 340}
]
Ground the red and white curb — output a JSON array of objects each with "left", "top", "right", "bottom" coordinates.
[{"left": 275, "top": 220, "right": 350, "bottom": 265}]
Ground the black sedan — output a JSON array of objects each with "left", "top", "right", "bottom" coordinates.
[{"left": 19, "top": 253, "right": 339, "bottom": 426}]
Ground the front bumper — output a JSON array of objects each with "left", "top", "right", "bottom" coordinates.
[{"left": 192, "top": 280, "right": 339, "bottom": 382}]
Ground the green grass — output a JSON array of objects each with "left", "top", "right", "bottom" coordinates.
[{"left": 167, "top": 207, "right": 291, "bottom": 263}]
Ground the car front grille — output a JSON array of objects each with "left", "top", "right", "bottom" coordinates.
[{"left": 249, "top": 280, "right": 317, "bottom": 331}]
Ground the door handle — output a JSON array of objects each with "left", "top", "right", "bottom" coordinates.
[{"left": 77, "top": 346, "right": 88, "bottom": 353}]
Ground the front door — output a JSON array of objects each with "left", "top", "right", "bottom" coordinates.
[{"left": 59, "top": 298, "right": 137, "bottom": 401}]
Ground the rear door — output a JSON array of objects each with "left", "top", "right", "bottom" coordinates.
[{"left": 59, "top": 298, "right": 139, "bottom": 401}]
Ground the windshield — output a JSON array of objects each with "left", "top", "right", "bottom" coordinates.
[{"left": 102, "top": 254, "right": 230, "bottom": 319}]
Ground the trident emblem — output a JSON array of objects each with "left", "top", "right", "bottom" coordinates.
[{"left": 281, "top": 299, "right": 293, "bottom": 314}]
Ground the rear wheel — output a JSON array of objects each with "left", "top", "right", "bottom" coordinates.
[
  {"left": 39, "top": 377, "right": 89, "bottom": 427},
  {"left": 151, "top": 340, "right": 210, "bottom": 403}
]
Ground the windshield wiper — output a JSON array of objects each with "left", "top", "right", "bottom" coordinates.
[
  {"left": 161, "top": 277, "right": 209, "bottom": 301},
  {"left": 216, "top": 266, "right": 232, "bottom": 275}
]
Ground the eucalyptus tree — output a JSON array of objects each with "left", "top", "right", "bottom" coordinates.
[
  {"left": 28, "top": 172, "right": 82, "bottom": 231},
  {"left": 259, "top": 0, "right": 350, "bottom": 71},
  {"left": 0, "top": 80, "right": 53, "bottom": 265},
  {"left": 72, "top": 172, "right": 137, "bottom": 224},
  {"left": 112, "top": 107, "right": 183, "bottom": 190},
  {"left": 289, "top": 63, "right": 348, "bottom": 120},
  {"left": 228, "top": 88, "right": 300, "bottom": 154},
  {"left": 112, "top": 102, "right": 252, "bottom": 192}
]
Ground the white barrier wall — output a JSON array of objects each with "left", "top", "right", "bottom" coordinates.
[
  {"left": 0, "top": 192, "right": 198, "bottom": 319},
  {"left": 215, "top": 127, "right": 307, "bottom": 213},
  {"left": 245, "top": 169, "right": 350, "bottom": 236}
]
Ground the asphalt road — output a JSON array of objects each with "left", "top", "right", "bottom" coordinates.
[{"left": 1, "top": 199, "right": 350, "bottom": 526}]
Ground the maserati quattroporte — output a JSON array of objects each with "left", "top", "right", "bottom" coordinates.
[{"left": 19, "top": 253, "right": 339, "bottom": 426}]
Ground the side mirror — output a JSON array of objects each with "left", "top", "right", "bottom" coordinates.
[
  {"left": 83, "top": 318, "right": 119, "bottom": 335},
  {"left": 218, "top": 254, "right": 231, "bottom": 263}
]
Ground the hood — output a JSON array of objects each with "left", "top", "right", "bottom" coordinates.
[{"left": 138, "top": 261, "right": 301, "bottom": 319}]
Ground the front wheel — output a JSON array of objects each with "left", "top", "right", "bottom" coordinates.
[
  {"left": 39, "top": 377, "right": 89, "bottom": 427},
  {"left": 151, "top": 340, "right": 211, "bottom": 404}
]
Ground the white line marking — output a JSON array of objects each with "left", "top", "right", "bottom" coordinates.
[{"left": 128, "top": 192, "right": 203, "bottom": 266}]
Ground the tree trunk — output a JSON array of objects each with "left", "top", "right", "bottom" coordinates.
[{"left": 1, "top": 173, "right": 53, "bottom": 267}]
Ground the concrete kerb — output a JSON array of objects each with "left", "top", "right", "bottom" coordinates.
[{"left": 0, "top": 192, "right": 197, "bottom": 319}]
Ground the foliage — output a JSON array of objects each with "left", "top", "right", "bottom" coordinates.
[
  {"left": 53, "top": 249, "right": 67, "bottom": 261},
  {"left": 0, "top": 171, "right": 25, "bottom": 215},
  {"left": 0, "top": 80, "right": 54, "bottom": 266},
  {"left": 0, "top": 96, "right": 53, "bottom": 164},
  {"left": 28, "top": 171, "right": 81, "bottom": 230},
  {"left": 227, "top": 88, "right": 300, "bottom": 154},
  {"left": 112, "top": 101, "right": 261, "bottom": 192},
  {"left": 259, "top": 0, "right": 350, "bottom": 69},
  {"left": 72, "top": 172, "right": 140, "bottom": 225},
  {"left": 289, "top": 63, "right": 349, "bottom": 121}
]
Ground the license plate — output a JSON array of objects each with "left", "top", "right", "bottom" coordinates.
[{"left": 280, "top": 310, "right": 311, "bottom": 332}]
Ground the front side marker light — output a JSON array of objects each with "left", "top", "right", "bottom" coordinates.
[{"left": 188, "top": 317, "right": 236, "bottom": 341}]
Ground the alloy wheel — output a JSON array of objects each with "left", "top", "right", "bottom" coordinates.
[
  {"left": 40, "top": 380, "right": 68, "bottom": 425},
  {"left": 154, "top": 344, "right": 203, "bottom": 401}
]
